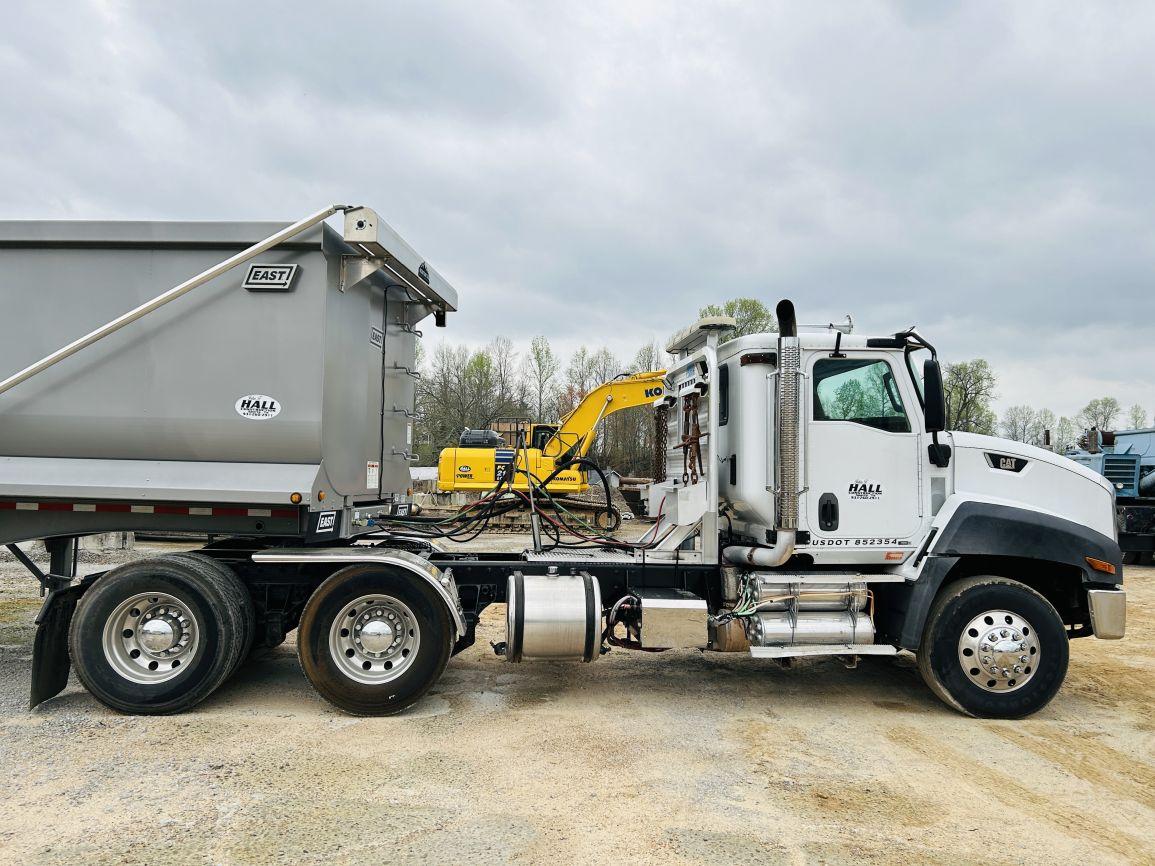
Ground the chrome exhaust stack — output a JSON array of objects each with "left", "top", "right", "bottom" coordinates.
[{"left": 724, "top": 299, "right": 800, "bottom": 569}]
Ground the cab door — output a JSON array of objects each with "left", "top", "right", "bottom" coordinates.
[{"left": 804, "top": 354, "right": 922, "bottom": 548}]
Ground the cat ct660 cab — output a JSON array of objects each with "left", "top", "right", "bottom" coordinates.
[{"left": 436, "top": 369, "right": 666, "bottom": 494}]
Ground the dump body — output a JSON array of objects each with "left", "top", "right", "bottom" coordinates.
[{"left": 0, "top": 218, "right": 443, "bottom": 542}]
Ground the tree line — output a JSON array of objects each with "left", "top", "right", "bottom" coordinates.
[
  {"left": 413, "top": 298, "right": 776, "bottom": 475},
  {"left": 943, "top": 361, "right": 1148, "bottom": 450},
  {"left": 413, "top": 300, "right": 1149, "bottom": 474},
  {"left": 414, "top": 334, "right": 663, "bottom": 475}
]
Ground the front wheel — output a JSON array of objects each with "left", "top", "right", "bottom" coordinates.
[
  {"left": 297, "top": 565, "right": 453, "bottom": 715},
  {"left": 917, "top": 576, "right": 1069, "bottom": 719}
]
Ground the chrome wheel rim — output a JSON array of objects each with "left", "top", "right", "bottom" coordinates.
[
  {"left": 957, "top": 609, "right": 1040, "bottom": 693},
  {"left": 103, "top": 592, "right": 200, "bottom": 684},
  {"left": 328, "top": 594, "right": 421, "bottom": 685}
]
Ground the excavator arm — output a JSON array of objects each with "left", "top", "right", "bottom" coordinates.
[{"left": 543, "top": 370, "right": 667, "bottom": 463}]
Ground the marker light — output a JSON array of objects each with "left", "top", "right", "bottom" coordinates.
[{"left": 1086, "top": 556, "right": 1117, "bottom": 575}]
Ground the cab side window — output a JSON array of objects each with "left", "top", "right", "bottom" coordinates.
[{"left": 813, "top": 358, "right": 911, "bottom": 433}]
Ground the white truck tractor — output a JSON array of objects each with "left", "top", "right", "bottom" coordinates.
[{"left": 0, "top": 208, "right": 1125, "bottom": 719}]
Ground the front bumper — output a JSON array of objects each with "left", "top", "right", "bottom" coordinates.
[{"left": 1088, "top": 588, "right": 1126, "bottom": 639}]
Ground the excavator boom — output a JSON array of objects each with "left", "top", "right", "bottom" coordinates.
[{"left": 543, "top": 370, "right": 667, "bottom": 462}]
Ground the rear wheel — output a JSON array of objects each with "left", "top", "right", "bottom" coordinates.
[
  {"left": 162, "top": 552, "right": 255, "bottom": 676},
  {"left": 917, "top": 576, "right": 1068, "bottom": 718},
  {"left": 297, "top": 565, "right": 453, "bottom": 715},
  {"left": 69, "top": 557, "right": 240, "bottom": 714}
]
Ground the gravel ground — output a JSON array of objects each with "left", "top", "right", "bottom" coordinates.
[{"left": 0, "top": 542, "right": 1152, "bottom": 865}]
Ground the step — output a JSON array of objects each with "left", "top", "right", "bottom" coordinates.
[
  {"left": 749, "top": 572, "right": 908, "bottom": 585},
  {"left": 748, "top": 643, "right": 899, "bottom": 659}
]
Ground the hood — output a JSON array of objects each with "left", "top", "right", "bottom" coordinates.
[{"left": 950, "top": 432, "right": 1114, "bottom": 495}]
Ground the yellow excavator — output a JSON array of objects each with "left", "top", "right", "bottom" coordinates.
[{"left": 436, "top": 369, "right": 667, "bottom": 494}]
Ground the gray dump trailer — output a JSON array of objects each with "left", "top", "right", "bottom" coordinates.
[
  {"left": 1, "top": 206, "right": 467, "bottom": 712},
  {"left": 0, "top": 206, "right": 451, "bottom": 535},
  {"left": 1, "top": 207, "right": 1125, "bottom": 720}
]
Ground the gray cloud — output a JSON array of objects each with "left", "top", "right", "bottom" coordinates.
[{"left": 2, "top": 1, "right": 1152, "bottom": 419}]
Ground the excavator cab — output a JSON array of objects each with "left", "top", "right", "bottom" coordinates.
[{"left": 529, "top": 424, "right": 557, "bottom": 452}]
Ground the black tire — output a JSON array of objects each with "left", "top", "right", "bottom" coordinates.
[
  {"left": 297, "top": 565, "right": 453, "bottom": 716},
  {"left": 162, "top": 552, "right": 255, "bottom": 675},
  {"left": 69, "top": 557, "right": 240, "bottom": 714},
  {"left": 917, "top": 576, "right": 1068, "bottom": 719}
]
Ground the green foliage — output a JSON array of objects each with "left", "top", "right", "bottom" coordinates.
[
  {"left": 1078, "top": 396, "right": 1121, "bottom": 431},
  {"left": 698, "top": 298, "right": 776, "bottom": 343},
  {"left": 943, "top": 359, "right": 998, "bottom": 435}
]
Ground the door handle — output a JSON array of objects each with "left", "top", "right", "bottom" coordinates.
[{"left": 818, "top": 492, "right": 839, "bottom": 531}]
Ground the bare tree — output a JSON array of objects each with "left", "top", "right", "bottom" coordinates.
[
  {"left": 631, "top": 340, "right": 663, "bottom": 373},
  {"left": 1127, "top": 404, "right": 1148, "bottom": 430},
  {"left": 583, "top": 348, "right": 623, "bottom": 462},
  {"left": 487, "top": 336, "right": 524, "bottom": 419},
  {"left": 1031, "top": 408, "right": 1056, "bottom": 448},
  {"left": 1000, "top": 405, "right": 1037, "bottom": 443},
  {"left": 588, "top": 347, "right": 620, "bottom": 384},
  {"left": 414, "top": 341, "right": 530, "bottom": 462},
  {"left": 521, "top": 335, "right": 560, "bottom": 420},
  {"left": 1054, "top": 416, "right": 1077, "bottom": 452},
  {"left": 560, "top": 346, "right": 595, "bottom": 416},
  {"left": 415, "top": 343, "right": 475, "bottom": 458}
]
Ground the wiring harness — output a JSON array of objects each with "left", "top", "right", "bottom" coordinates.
[{"left": 371, "top": 456, "right": 676, "bottom": 552}]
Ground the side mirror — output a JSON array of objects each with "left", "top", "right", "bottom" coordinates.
[{"left": 923, "top": 358, "right": 946, "bottom": 433}]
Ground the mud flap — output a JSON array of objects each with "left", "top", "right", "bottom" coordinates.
[
  {"left": 30, "top": 582, "right": 87, "bottom": 709},
  {"left": 452, "top": 620, "right": 477, "bottom": 656}
]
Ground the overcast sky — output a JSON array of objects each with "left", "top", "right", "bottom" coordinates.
[{"left": 3, "top": 1, "right": 1153, "bottom": 420}]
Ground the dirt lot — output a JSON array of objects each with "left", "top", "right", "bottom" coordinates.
[{"left": 1, "top": 542, "right": 1152, "bottom": 865}]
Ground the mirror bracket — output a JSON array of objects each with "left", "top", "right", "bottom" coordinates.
[{"left": 929, "top": 433, "right": 952, "bottom": 468}]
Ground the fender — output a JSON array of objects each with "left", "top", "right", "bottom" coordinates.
[
  {"left": 252, "top": 546, "right": 467, "bottom": 636},
  {"left": 897, "top": 501, "right": 1122, "bottom": 650}
]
